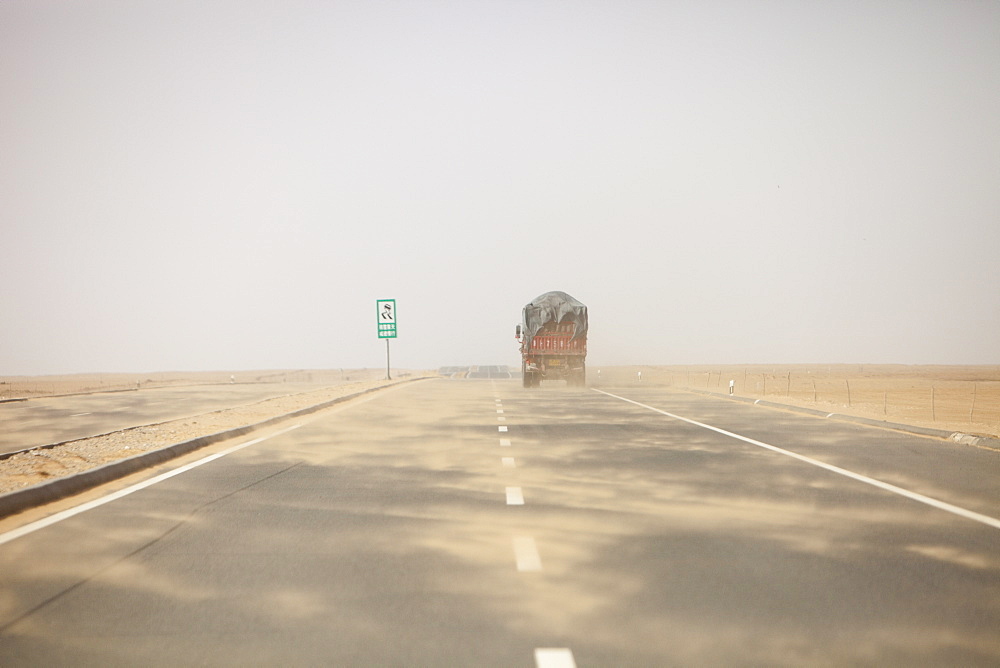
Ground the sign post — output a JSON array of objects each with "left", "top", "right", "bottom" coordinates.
[{"left": 376, "top": 299, "right": 397, "bottom": 380}]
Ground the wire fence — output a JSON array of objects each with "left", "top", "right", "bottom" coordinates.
[{"left": 596, "top": 365, "right": 1000, "bottom": 437}]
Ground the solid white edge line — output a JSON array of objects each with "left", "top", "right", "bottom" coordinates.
[
  {"left": 0, "top": 424, "right": 304, "bottom": 547},
  {"left": 535, "top": 648, "right": 577, "bottom": 668},
  {"left": 593, "top": 389, "right": 1000, "bottom": 531}
]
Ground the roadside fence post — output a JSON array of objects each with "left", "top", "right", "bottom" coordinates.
[{"left": 970, "top": 383, "right": 977, "bottom": 423}]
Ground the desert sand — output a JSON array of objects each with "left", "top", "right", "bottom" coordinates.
[
  {"left": 0, "top": 368, "right": 386, "bottom": 400},
  {"left": 1, "top": 365, "right": 997, "bottom": 498}
]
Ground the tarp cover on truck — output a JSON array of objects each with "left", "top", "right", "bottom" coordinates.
[{"left": 522, "top": 291, "right": 588, "bottom": 343}]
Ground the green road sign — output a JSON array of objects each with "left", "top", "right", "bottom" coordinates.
[{"left": 377, "top": 299, "right": 397, "bottom": 338}]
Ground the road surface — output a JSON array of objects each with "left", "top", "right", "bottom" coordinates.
[{"left": 0, "top": 379, "right": 998, "bottom": 665}]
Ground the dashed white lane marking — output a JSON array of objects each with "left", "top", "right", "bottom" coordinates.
[
  {"left": 489, "top": 401, "right": 565, "bottom": 664},
  {"left": 0, "top": 424, "right": 304, "bottom": 547},
  {"left": 499, "top": 425, "right": 508, "bottom": 432},
  {"left": 535, "top": 648, "right": 577, "bottom": 668},
  {"left": 506, "top": 486, "right": 525, "bottom": 505},
  {"left": 595, "top": 389, "right": 1000, "bottom": 531},
  {"left": 513, "top": 536, "right": 542, "bottom": 571},
  {"left": 497, "top": 416, "right": 507, "bottom": 422},
  {"left": 70, "top": 412, "right": 92, "bottom": 417}
]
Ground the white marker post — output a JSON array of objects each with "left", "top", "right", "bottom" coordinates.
[{"left": 376, "top": 299, "right": 397, "bottom": 380}]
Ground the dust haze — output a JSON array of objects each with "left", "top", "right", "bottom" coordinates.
[{"left": 2, "top": 1, "right": 998, "bottom": 375}]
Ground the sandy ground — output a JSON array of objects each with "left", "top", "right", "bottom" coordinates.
[
  {"left": 0, "top": 368, "right": 387, "bottom": 400},
  {"left": 0, "top": 371, "right": 429, "bottom": 496}
]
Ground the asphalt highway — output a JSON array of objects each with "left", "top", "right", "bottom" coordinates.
[
  {"left": 0, "top": 379, "right": 998, "bottom": 666},
  {"left": 0, "top": 383, "right": 342, "bottom": 455}
]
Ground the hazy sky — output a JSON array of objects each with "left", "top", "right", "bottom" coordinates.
[{"left": 2, "top": 0, "right": 998, "bottom": 375}]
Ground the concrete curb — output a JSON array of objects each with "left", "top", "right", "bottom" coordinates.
[
  {"left": 0, "top": 377, "right": 431, "bottom": 519},
  {"left": 1, "top": 388, "right": 138, "bottom": 404},
  {"left": 686, "top": 388, "right": 1000, "bottom": 451}
]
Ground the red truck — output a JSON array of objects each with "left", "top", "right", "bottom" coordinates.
[{"left": 515, "top": 291, "right": 588, "bottom": 388}]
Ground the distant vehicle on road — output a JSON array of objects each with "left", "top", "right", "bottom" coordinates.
[{"left": 516, "top": 291, "right": 588, "bottom": 388}]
